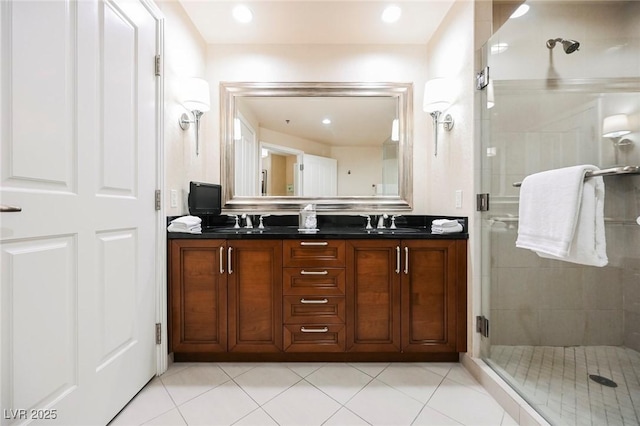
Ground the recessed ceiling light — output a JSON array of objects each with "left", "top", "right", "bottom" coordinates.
[
  {"left": 233, "top": 5, "right": 253, "bottom": 23},
  {"left": 381, "top": 5, "right": 402, "bottom": 24},
  {"left": 322, "top": 118, "right": 331, "bottom": 125},
  {"left": 491, "top": 43, "right": 509, "bottom": 54},
  {"left": 509, "top": 4, "right": 529, "bottom": 19}
]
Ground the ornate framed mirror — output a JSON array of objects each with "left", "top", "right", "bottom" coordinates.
[{"left": 220, "top": 82, "right": 413, "bottom": 211}]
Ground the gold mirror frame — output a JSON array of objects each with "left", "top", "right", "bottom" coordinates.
[{"left": 220, "top": 82, "right": 413, "bottom": 211}]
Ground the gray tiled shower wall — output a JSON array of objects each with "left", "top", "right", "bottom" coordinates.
[{"left": 490, "top": 176, "right": 640, "bottom": 349}]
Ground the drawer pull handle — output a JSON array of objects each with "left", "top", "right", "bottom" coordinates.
[
  {"left": 300, "top": 270, "right": 328, "bottom": 275},
  {"left": 300, "top": 298, "right": 329, "bottom": 304},
  {"left": 228, "top": 247, "right": 233, "bottom": 274},
  {"left": 301, "top": 326, "right": 329, "bottom": 333},
  {"left": 395, "top": 246, "right": 400, "bottom": 274},
  {"left": 220, "top": 246, "right": 225, "bottom": 274},
  {"left": 300, "top": 241, "right": 328, "bottom": 246}
]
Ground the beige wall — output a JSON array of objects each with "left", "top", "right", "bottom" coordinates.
[
  {"left": 205, "top": 43, "right": 432, "bottom": 212},
  {"left": 157, "top": 0, "right": 209, "bottom": 216}
]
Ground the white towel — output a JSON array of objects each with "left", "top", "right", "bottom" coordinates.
[
  {"left": 432, "top": 219, "right": 460, "bottom": 228},
  {"left": 516, "top": 165, "right": 607, "bottom": 267},
  {"left": 168, "top": 215, "right": 202, "bottom": 234},
  {"left": 431, "top": 223, "right": 463, "bottom": 234},
  {"left": 168, "top": 223, "right": 202, "bottom": 234}
]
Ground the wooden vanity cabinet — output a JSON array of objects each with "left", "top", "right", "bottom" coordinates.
[
  {"left": 169, "top": 239, "right": 227, "bottom": 353},
  {"left": 282, "top": 240, "right": 346, "bottom": 352},
  {"left": 346, "top": 239, "right": 467, "bottom": 354},
  {"left": 227, "top": 240, "right": 283, "bottom": 352},
  {"left": 168, "top": 236, "right": 467, "bottom": 359},
  {"left": 401, "top": 239, "right": 466, "bottom": 353},
  {"left": 346, "top": 240, "right": 401, "bottom": 352}
]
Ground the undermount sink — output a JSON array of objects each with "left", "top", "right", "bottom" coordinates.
[
  {"left": 365, "top": 228, "right": 424, "bottom": 234},
  {"left": 203, "top": 226, "right": 426, "bottom": 235},
  {"left": 205, "top": 227, "right": 266, "bottom": 234}
]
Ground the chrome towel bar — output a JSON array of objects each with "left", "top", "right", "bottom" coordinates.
[{"left": 512, "top": 165, "right": 640, "bottom": 187}]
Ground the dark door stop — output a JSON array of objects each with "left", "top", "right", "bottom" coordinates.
[{"left": 589, "top": 374, "right": 618, "bottom": 388}]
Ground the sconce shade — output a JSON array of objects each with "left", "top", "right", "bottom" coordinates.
[
  {"left": 182, "top": 78, "right": 210, "bottom": 112},
  {"left": 423, "top": 78, "right": 451, "bottom": 113},
  {"left": 234, "top": 118, "right": 242, "bottom": 141},
  {"left": 391, "top": 119, "right": 399, "bottom": 141},
  {"left": 602, "top": 114, "right": 630, "bottom": 138},
  {"left": 486, "top": 80, "right": 495, "bottom": 109}
]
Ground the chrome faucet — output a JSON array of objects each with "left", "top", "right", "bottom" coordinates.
[
  {"left": 229, "top": 215, "right": 240, "bottom": 228},
  {"left": 377, "top": 214, "right": 388, "bottom": 229},
  {"left": 241, "top": 213, "right": 253, "bottom": 229},
  {"left": 390, "top": 215, "right": 401, "bottom": 229},
  {"left": 360, "top": 214, "right": 373, "bottom": 229},
  {"left": 258, "top": 214, "right": 270, "bottom": 229}
]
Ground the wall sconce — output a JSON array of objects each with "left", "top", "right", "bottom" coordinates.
[
  {"left": 423, "top": 78, "right": 454, "bottom": 157},
  {"left": 602, "top": 114, "right": 632, "bottom": 146},
  {"left": 179, "top": 78, "right": 210, "bottom": 156}
]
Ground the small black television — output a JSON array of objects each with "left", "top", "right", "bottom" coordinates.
[{"left": 188, "top": 181, "right": 221, "bottom": 217}]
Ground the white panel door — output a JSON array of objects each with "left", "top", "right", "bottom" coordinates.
[
  {"left": 0, "top": 0, "right": 159, "bottom": 424},
  {"left": 301, "top": 154, "right": 337, "bottom": 197},
  {"left": 234, "top": 116, "right": 259, "bottom": 196}
]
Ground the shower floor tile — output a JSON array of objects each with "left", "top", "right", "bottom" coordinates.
[{"left": 490, "top": 345, "right": 640, "bottom": 426}]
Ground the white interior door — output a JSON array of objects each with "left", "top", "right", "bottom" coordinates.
[
  {"left": 301, "top": 154, "right": 338, "bottom": 197},
  {"left": 0, "top": 0, "right": 159, "bottom": 424}
]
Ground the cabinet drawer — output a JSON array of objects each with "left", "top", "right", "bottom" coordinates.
[
  {"left": 284, "top": 324, "right": 345, "bottom": 352},
  {"left": 283, "top": 240, "right": 345, "bottom": 267},
  {"left": 284, "top": 295, "right": 345, "bottom": 324},
  {"left": 283, "top": 268, "right": 345, "bottom": 295}
]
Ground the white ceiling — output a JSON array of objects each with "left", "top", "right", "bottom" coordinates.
[{"left": 177, "top": 1, "right": 456, "bottom": 45}]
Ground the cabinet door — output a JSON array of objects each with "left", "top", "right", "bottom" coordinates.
[
  {"left": 346, "top": 240, "right": 401, "bottom": 352},
  {"left": 169, "top": 239, "right": 227, "bottom": 353},
  {"left": 401, "top": 240, "right": 461, "bottom": 352},
  {"left": 228, "top": 240, "right": 283, "bottom": 352}
]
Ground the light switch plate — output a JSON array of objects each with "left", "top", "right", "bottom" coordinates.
[
  {"left": 170, "top": 189, "right": 178, "bottom": 208},
  {"left": 455, "top": 190, "right": 463, "bottom": 209}
]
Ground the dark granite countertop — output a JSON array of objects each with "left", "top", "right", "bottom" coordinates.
[{"left": 167, "top": 214, "right": 468, "bottom": 240}]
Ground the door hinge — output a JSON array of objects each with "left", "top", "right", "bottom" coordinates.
[
  {"left": 476, "top": 316, "right": 489, "bottom": 338},
  {"left": 155, "top": 323, "right": 162, "bottom": 344},
  {"left": 476, "top": 193, "right": 490, "bottom": 211},
  {"left": 155, "top": 190, "right": 161, "bottom": 211},
  {"left": 299, "top": 164, "right": 304, "bottom": 171},
  {"left": 155, "top": 55, "right": 161, "bottom": 76},
  {"left": 476, "top": 66, "right": 489, "bottom": 90}
]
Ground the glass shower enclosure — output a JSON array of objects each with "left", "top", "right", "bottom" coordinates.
[{"left": 479, "top": 1, "right": 640, "bottom": 424}]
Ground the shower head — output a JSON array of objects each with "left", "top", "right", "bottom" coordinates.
[{"left": 546, "top": 38, "right": 580, "bottom": 54}]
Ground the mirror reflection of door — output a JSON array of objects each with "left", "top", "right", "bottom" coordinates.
[
  {"left": 300, "top": 154, "right": 337, "bottom": 197},
  {"left": 235, "top": 115, "right": 259, "bottom": 196},
  {"left": 260, "top": 143, "right": 302, "bottom": 196}
]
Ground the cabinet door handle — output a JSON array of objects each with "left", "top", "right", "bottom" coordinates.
[
  {"left": 300, "top": 270, "right": 328, "bottom": 275},
  {"left": 300, "top": 298, "right": 329, "bottom": 304},
  {"left": 404, "top": 246, "right": 409, "bottom": 274},
  {"left": 219, "top": 246, "right": 225, "bottom": 274},
  {"left": 300, "top": 326, "right": 329, "bottom": 333},
  {"left": 300, "top": 241, "right": 328, "bottom": 246},
  {"left": 228, "top": 247, "right": 233, "bottom": 274},
  {"left": 395, "top": 246, "right": 400, "bottom": 274}
]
